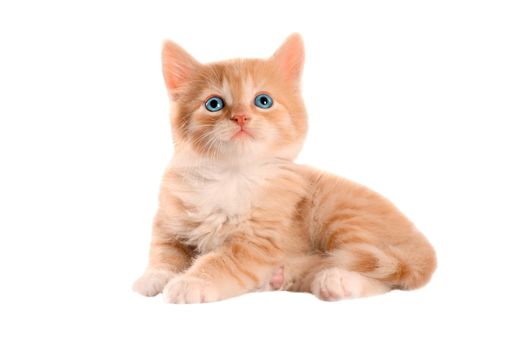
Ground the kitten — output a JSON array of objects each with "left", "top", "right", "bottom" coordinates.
[{"left": 132, "top": 34, "right": 436, "bottom": 303}]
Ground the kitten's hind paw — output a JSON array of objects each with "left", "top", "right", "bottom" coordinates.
[
  {"left": 311, "top": 268, "right": 389, "bottom": 301},
  {"left": 133, "top": 269, "right": 176, "bottom": 297}
]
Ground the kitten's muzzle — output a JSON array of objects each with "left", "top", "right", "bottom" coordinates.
[{"left": 231, "top": 114, "right": 249, "bottom": 127}]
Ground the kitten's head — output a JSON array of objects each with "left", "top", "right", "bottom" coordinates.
[{"left": 162, "top": 34, "right": 307, "bottom": 160}]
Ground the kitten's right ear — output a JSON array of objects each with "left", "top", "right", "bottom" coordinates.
[
  {"left": 271, "top": 33, "right": 305, "bottom": 84},
  {"left": 162, "top": 40, "right": 200, "bottom": 95}
]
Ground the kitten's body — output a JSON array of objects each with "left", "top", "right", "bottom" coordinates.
[{"left": 133, "top": 34, "right": 436, "bottom": 303}]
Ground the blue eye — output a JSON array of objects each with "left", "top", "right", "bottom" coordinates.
[
  {"left": 205, "top": 96, "right": 224, "bottom": 112},
  {"left": 254, "top": 94, "right": 273, "bottom": 109}
]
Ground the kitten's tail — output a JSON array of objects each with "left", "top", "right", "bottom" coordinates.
[{"left": 332, "top": 240, "right": 437, "bottom": 290}]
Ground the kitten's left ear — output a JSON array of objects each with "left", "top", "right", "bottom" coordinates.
[
  {"left": 271, "top": 33, "right": 305, "bottom": 83},
  {"left": 162, "top": 40, "right": 200, "bottom": 96}
]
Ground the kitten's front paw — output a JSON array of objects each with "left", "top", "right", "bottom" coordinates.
[
  {"left": 133, "top": 269, "right": 176, "bottom": 297},
  {"left": 163, "top": 276, "right": 219, "bottom": 304}
]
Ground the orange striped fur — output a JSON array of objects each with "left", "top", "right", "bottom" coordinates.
[{"left": 133, "top": 34, "right": 436, "bottom": 303}]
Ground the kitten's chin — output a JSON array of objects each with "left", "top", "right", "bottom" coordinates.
[
  {"left": 182, "top": 133, "right": 302, "bottom": 161},
  {"left": 224, "top": 136, "right": 303, "bottom": 161}
]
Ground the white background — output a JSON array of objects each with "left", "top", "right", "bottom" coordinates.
[{"left": 1, "top": 0, "right": 527, "bottom": 349}]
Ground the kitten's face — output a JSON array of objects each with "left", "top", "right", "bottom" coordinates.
[{"left": 162, "top": 34, "right": 307, "bottom": 160}]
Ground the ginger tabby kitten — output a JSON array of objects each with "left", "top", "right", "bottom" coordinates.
[{"left": 133, "top": 34, "right": 436, "bottom": 303}]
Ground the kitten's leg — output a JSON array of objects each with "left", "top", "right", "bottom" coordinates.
[
  {"left": 286, "top": 249, "right": 392, "bottom": 301},
  {"left": 304, "top": 230, "right": 435, "bottom": 301},
  {"left": 133, "top": 232, "right": 193, "bottom": 297},
  {"left": 298, "top": 171, "right": 437, "bottom": 301},
  {"left": 310, "top": 267, "right": 390, "bottom": 301},
  {"left": 163, "top": 236, "right": 282, "bottom": 303}
]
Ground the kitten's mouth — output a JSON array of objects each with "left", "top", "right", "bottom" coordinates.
[{"left": 231, "top": 128, "right": 253, "bottom": 140}]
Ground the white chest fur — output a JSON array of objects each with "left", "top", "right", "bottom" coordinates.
[
  {"left": 182, "top": 161, "right": 264, "bottom": 219},
  {"left": 168, "top": 155, "right": 286, "bottom": 252}
]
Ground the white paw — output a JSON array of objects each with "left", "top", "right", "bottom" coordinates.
[
  {"left": 132, "top": 269, "right": 176, "bottom": 297},
  {"left": 163, "top": 276, "right": 219, "bottom": 304},
  {"left": 311, "top": 268, "right": 389, "bottom": 301}
]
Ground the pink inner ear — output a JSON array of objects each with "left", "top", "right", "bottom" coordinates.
[
  {"left": 271, "top": 34, "right": 305, "bottom": 82},
  {"left": 162, "top": 41, "right": 200, "bottom": 92}
]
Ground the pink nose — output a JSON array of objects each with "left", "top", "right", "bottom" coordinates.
[{"left": 231, "top": 115, "right": 248, "bottom": 126}]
